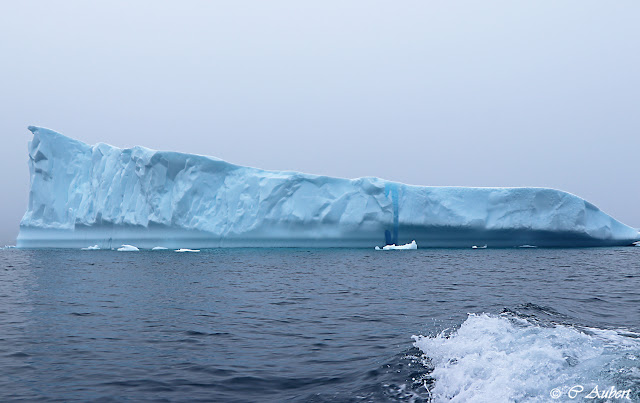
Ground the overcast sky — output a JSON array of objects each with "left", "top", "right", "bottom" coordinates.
[{"left": 1, "top": 1, "right": 638, "bottom": 244}]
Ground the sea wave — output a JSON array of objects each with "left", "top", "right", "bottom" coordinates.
[{"left": 412, "top": 312, "right": 640, "bottom": 402}]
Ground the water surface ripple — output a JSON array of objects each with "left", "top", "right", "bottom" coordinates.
[{"left": 0, "top": 247, "right": 638, "bottom": 401}]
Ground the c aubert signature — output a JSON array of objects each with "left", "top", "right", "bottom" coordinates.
[{"left": 550, "top": 385, "right": 632, "bottom": 400}]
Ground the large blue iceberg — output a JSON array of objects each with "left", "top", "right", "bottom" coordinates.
[{"left": 17, "top": 126, "right": 639, "bottom": 248}]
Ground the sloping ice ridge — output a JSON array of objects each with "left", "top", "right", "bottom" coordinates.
[{"left": 17, "top": 126, "right": 639, "bottom": 248}]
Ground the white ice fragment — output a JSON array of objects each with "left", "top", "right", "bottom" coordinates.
[
  {"left": 376, "top": 240, "right": 417, "bottom": 250},
  {"left": 471, "top": 245, "right": 487, "bottom": 249},
  {"left": 518, "top": 245, "right": 537, "bottom": 248},
  {"left": 117, "top": 244, "right": 139, "bottom": 252},
  {"left": 81, "top": 244, "right": 100, "bottom": 250},
  {"left": 151, "top": 246, "right": 168, "bottom": 250},
  {"left": 175, "top": 248, "right": 200, "bottom": 252}
]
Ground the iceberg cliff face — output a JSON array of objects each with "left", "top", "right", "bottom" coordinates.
[{"left": 18, "top": 126, "right": 639, "bottom": 248}]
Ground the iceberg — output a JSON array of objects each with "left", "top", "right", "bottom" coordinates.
[{"left": 17, "top": 126, "right": 640, "bottom": 249}]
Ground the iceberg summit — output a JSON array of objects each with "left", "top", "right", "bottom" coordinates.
[{"left": 17, "top": 126, "right": 639, "bottom": 249}]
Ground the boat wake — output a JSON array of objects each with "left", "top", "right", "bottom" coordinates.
[{"left": 412, "top": 309, "right": 640, "bottom": 402}]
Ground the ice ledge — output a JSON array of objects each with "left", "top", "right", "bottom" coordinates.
[{"left": 17, "top": 126, "right": 640, "bottom": 248}]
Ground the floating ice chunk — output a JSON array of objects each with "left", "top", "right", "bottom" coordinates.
[
  {"left": 117, "top": 244, "right": 139, "bottom": 252},
  {"left": 519, "top": 245, "right": 537, "bottom": 248},
  {"left": 175, "top": 248, "right": 200, "bottom": 252},
  {"left": 152, "top": 246, "right": 168, "bottom": 250},
  {"left": 16, "top": 126, "right": 640, "bottom": 249},
  {"left": 81, "top": 244, "right": 100, "bottom": 250},
  {"left": 376, "top": 240, "right": 417, "bottom": 250},
  {"left": 471, "top": 245, "right": 487, "bottom": 249},
  {"left": 3, "top": 245, "right": 16, "bottom": 249}
]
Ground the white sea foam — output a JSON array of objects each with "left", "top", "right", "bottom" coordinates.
[{"left": 412, "top": 313, "right": 640, "bottom": 402}]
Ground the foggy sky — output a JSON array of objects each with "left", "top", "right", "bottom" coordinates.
[{"left": 1, "top": 1, "right": 638, "bottom": 244}]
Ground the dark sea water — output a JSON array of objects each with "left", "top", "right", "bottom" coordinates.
[{"left": 1, "top": 246, "right": 639, "bottom": 402}]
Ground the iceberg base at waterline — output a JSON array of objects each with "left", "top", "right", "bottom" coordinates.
[
  {"left": 375, "top": 240, "right": 418, "bottom": 250},
  {"left": 16, "top": 126, "right": 640, "bottom": 249}
]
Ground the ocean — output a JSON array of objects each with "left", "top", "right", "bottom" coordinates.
[{"left": 1, "top": 246, "right": 639, "bottom": 402}]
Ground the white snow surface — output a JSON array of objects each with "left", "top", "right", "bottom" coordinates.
[{"left": 17, "top": 126, "right": 640, "bottom": 248}]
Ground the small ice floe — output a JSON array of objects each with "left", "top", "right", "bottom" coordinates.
[
  {"left": 633, "top": 241, "right": 640, "bottom": 247},
  {"left": 152, "top": 246, "right": 168, "bottom": 250},
  {"left": 3, "top": 245, "right": 16, "bottom": 249},
  {"left": 117, "top": 244, "right": 140, "bottom": 252},
  {"left": 375, "top": 240, "right": 418, "bottom": 250},
  {"left": 175, "top": 248, "right": 200, "bottom": 253},
  {"left": 471, "top": 245, "right": 487, "bottom": 249},
  {"left": 519, "top": 245, "right": 537, "bottom": 248},
  {"left": 81, "top": 245, "right": 100, "bottom": 250}
]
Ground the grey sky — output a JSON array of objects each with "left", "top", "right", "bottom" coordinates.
[{"left": 1, "top": 1, "right": 638, "bottom": 244}]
